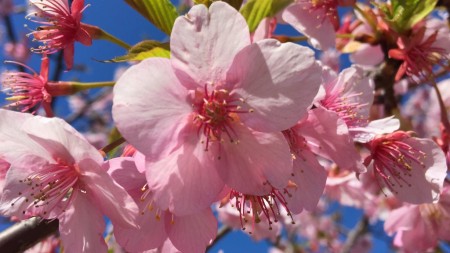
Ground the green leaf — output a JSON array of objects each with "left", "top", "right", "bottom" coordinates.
[
  {"left": 269, "top": 0, "right": 293, "bottom": 16},
  {"left": 382, "top": 0, "right": 437, "bottom": 33},
  {"left": 103, "top": 40, "right": 170, "bottom": 63},
  {"left": 123, "top": 0, "right": 179, "bottom": 35},
  {"left": 240, "top": 0, "right": 272, "bottom": 32},
  {"left": 240, "top": 0, "right": 293, "bottom": 32},
  {"left": 405, "top": 0, "right": 437, "bottom": 28}
]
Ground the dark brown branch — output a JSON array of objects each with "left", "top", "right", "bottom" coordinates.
[{"left": 0, "top": 217, "right": 59, "bottom": 253}]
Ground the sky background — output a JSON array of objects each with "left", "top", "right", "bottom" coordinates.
[{"left": 0, "top": 1, "right": 399, "bottom": 252}]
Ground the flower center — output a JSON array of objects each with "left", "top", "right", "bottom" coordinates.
[
  {"left": 193, "top": 85, "right": 245, "bottom": 151},
  {"left": 12, "top": 161, "right": 79, "bottom": 217},
  {"left": 229, "top": 188, "right": 295, "bottom": 233},
  {"left": 368, "top": 133, "right": 426, "bottom": 194},
  {"left": 321, "top": 87, "right": 369, "bottom": 128},
  {"left": 1, "top": 69, "right": 49, "bottom": 112},
  {"left": 26, "top": 0, "right": 81, "bottom": 54}
]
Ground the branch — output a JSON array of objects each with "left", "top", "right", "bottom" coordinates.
[
  {"left": 341, "top": 216, "right": 369, "bottom": 253},
  {"left": 0, "top": 217, "right": 59, "bottom": 252},
  {"left": 206, "top": 226, "right": 232, "bottom": 252}
]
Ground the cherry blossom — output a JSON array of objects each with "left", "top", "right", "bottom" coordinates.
[
  {"left": 0, "top": 109, "right": 138, "bottom": 253},
  {"left": 27, "top": 0, "right": 93, "bottom": 70},
  {"left": 1, "top": 56, "right": 52, "bottom": 115},
  {"left": 316, "top": 65, "right": 373, "bottom": 130},
  {"left": 389, "top": 18, "right": 450, "bottom": 81},
  {"left": 364, "top": 131, "right": 447, "bottom": 204},
  {"left": 106, "top": 157, "right": 217, "bottom": 253},
  {"left": 385, "top": 186, "right": 450, "bottom": 252},
  {"left": 113, "top": 2, "right": 321, "bottom": 215}
]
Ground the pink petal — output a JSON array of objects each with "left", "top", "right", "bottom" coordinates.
[
  {"left": 0, "top": 110, "right": 51, "bottom": 162},
  {"left": 114, "top": 207, "right": 167, "bottom": 252},
  {"left": 105, "top": 157, "right": 167, "bottom": 252},
  {"left": 70, "top": 0, "right": 85, "bottom": 19},
  {"left": 30, "top": 0, "right": 70, "bottom": 13},
  {"left": 80, "top": 159, "right": 138, "bottom": 228},
  {"left": 112, "top": 58, "right": 192, "bottom": 161},
  {"left": 58, "top": 192, "right": 107, "bottom": 253},
  {"left": 63, "top": 43, "right": 74, "bottom": 71},
  {"left": 394, "top": 223, "right": 437, "bottom": 252},
  {"left": 384, "top": 205, "right": 420, "bottom": 234},
  {"left": 21, "top": 116, "right": 104, "bottom": 166},
  {"left": 105, "top": 157, "right": 146, "bottom": 193},
  {"left": 296, "top": 108, "right": 366, "bottom": 173},
  {"left": 166, "top": 208, "right": 217, "bottom": 253},
  {"left": 388, "top": 138, "right": 447, "bottom": 204},
  {"left": 350, "top": 44, "right": 384, "bottom": 66},
  {"left": 0, "top": 156, "right": 48, "bottom": 217},
  {"left": 75, "top": 28, "right": 92, "bottom": 46},
  {"left": 170, "top": 1, "right": 250, "bottom": 90},
  {"left": 134, "top": 151, "right": 147, "bottom": 173},
  {"left": 145, "top": 129, "right": 224, "bottom": 216},
  {"left": 350, "top": 116, "right": 400, "bottom": 143},
  {"left": 287, "top": 148, "right": 327, "bottom": 213},
  {"left": 283, "top": 3, "right": 336, "bottom": 50},
  {"left": 321, "top": 65, "right": 374, "bottom": 128},
  {"left": 228, "top": 39, "right": 321, "bottom": 132},
  {"left": 252, "top": 17, "right": 277, "bottom": 42},
  {"left": 215, "top": 123, "right": 292, "bottom": 194}
]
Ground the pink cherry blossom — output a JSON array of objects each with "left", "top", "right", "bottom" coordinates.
[
  {"left": 113, "top": 2, "right": 321, "bottom": 215},
  {"left": 317, "top": 65, "right": 374, "bottom": 130},
  {"left": 0, "top": 109, "right": 138, "bottom": 253},
  {"left": 27, "top": 0, "right": 93, "bottom": 70},
  {"left": 389, "top": 18, "right": 450, "bottom": 81},
  {"left": 289, "top": 107, "right": 366, "bottom": 174},
  {"left": 106, "top": 157, "right": 217, "bottom": 253},
  {"left": 1, "top": 56, "right": 52, "bottom": 116},
  {"left": 364, "top": 131, "right": 447, "bottom": 204},
  {"left": 384, "top": 186, "right": 450, "bottom": 252}
]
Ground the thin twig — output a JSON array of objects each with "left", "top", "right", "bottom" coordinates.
[
  {"left": 206, "top": 226, "right": 232, "bottom": 252},
  {"left": 65, "top": 88, "right": 112, "bottom": 123},
  {"left": 3, "top": 15, "right": 25, "bottom": 72},
  {"left": 341, "top": 216, "right": 369, "bottom": 253},
  {"left": 100, "top": 136, "right": 125, "bottom": 154}
]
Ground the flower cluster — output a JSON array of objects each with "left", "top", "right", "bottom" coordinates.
[{"left": 0, "top": 0, "right": 450, "bottom": 253}]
